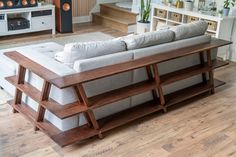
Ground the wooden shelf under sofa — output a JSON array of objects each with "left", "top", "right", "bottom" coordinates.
[{"left": 4, "top": 38, "right": 232, "bottom": 147}]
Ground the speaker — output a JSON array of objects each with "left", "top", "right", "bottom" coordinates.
[
  {"left": 54, "top": 0, "right": 72, "bottom": 33},
  {"left": 0, "top": 0, "right": 37, "bottom": 10}
]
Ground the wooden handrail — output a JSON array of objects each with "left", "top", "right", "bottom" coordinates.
[
  {"left": 4, "top": 38, "right": 232, "bottom": 89},
  {"left": 49, "top": 39, "right": 231, "bottom": 89}
]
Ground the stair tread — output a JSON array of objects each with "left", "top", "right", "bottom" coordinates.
[
  {"left": 100, "top": 3, "right": 138, "bottom": 16},
  {"left": 93, "top": 12, "right": 136, "bottom": 25}
]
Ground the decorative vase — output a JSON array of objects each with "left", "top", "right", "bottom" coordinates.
[
  {"left": 223, "top": 8, "right": 230, "bottom": 16},
  {"left": 137, "top": 21, "right": 150, "bottom": 34},
  {"left": 184, "top": 1, "right": 194, "bottom": 11}
]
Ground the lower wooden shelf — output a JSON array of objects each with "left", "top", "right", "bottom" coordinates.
[
  {"left": 8, "top": 100, "right": 37, "bottom": 123},
  {"left": 213, "top": 59, "right": 229, "bottom": 69},
  {"left": 165, "top": 82, "right": 212, "bottom": 107},
  {"left": 99, "top": 100, "right": 163, "bottom": 132},
  {"left": 7, "top": 78, "right": 226, "bottom": 147}
]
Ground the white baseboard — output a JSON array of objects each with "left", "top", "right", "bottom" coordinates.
[{"left": 73, "top": 16, "right": 91, "bottom": 24}]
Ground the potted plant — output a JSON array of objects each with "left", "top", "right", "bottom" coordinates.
[
  {"left": 223, "top": 0, "right": 236, "bottom": 16},
  {"left": 184, "top": 0, "right": 194, "bottom": 11},
  {"left": 137, "top": 0, "right": 151, "bottom": 34},
  {"left": 218, "top": 9, "right": 223, "bottom": 17}
]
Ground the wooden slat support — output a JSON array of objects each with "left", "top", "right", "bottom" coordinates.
[
  {"left": 146, "top": 65, "right": 159, "bottom": 102},
  {"left": 152, "top": 64, "right": 167, "bottom": 112},
  {"left": 74, "top": 84, "right": 101, "bottom": 137},
  {"left": 199, "top": 52, "right": 207, "bottom": 83},
  {"left": 13, "top": 65, "right": 26, "bottom": 113},
  {"left": 73, "top": 85, "right": 92, "bottom": 127},
  {"left": 206, "top": 50, "right": 215, "bottom": 94},
  {"left": 35, "top": 81, "right": 51, "bottom": 131}
]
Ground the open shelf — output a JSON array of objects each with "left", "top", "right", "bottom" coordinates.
[
  {"left": 214, "top": 79, "right": 225, "bottom": 87},
  {"left": 8, "top": 100, "right": 37, "bottom": 123},
  {"left": 165, "top": 81, "right": 212, "bottom": 107},
  {"left": 51, "top": 125, "right": 99, "bottom": 147},
  {"left": 89, "top": 80, "right": 157, "bottom": 109},
  {"left": 6, "top": 76, "right": 87, "bottom": 119},
  {"left": 98, "top": 100, "right": 163, "bottom": 132},
  {"left": 160, "top": 63, "right": 211, "bottom": 85},
  {"left": 213, "top": 59, "right": 229, "bottom": 69},
  {"left": 41, "top": 99, "right": 87, "bottom": 119},
  {"left": 6, "top": 76, "right": 41, "bottom": 102},
  {"left": 37, "top": 120, "right": 62, "bottom": 137},
  {"left": 165, "top": 78, "right": 224, "bottom": 107}
]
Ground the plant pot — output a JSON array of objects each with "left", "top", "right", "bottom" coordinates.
[
  {"left": 38, "top": 2, "right": 42, "bottom": 6},
  {"left": 136, "top": 21, "right": 150, "bottom": 34},
  {"left": 223, "top": 8, "right": 230, "bottom": 16},
  {"left": 184, "top": 1, "right": 194, "bottom": 11}
]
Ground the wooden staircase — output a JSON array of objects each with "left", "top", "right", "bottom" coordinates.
[{"left": 92, "top": 3, "right": 138, "bottom": 33}]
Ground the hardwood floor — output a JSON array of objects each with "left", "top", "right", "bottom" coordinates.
[{"left": 1, "top": 23, "right": 236, "bottom": 156}]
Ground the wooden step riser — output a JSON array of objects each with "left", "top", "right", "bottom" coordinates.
[
  {"left": 100, "top": 5, "right": 137, "bottom": 23},
  {"left": 93, "top": 14, "right": 128, "bottom": 33}
]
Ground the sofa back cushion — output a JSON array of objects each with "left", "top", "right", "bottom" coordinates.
[
  {"left": 55, "top": 39, "right": 126, "bottom": 67},
  {"left": 123, "top": 29, "right": 174, "bottom": 50},
  {"left": 170, "top": 21, "right": 208, "bottom": 40}
]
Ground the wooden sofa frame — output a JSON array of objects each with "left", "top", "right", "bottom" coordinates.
[{"left": 4, "top": 38, "right": 231, "bottom": 147}]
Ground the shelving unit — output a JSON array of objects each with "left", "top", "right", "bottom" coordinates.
[
  {"left": 4, "top": 39, "right": 231, "bottom": 147},
  {"left": 150, "top": 4, "right": 235, "bottom": 60},
  {"left": 0, "top": 4, "right": 55, "bottom": 36}
]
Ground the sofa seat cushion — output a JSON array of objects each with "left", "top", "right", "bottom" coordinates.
[
  {"left": 170, "top": 21, "right": 208, "bottom": 40},
  {"left": 16, "top": 43, "right": 75, "bottom": 76},
  {"left": 123, "top": 29, "right": 174, "bottom": 50},
  {"left": 55, "top": 39, "right": 127, "bottom": 67},
  {"left": 0, "top": 42, "right": 65, "bottom": 75}
]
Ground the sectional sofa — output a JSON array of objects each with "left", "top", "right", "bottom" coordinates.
[{"left": 0, "top": 21, "right": 217, "bottom": 131}]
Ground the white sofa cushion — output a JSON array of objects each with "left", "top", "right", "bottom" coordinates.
[
  {"left": 123, "top": 29, "right": 174, "bottom": 50},
  {"left": 55, "top": 39, "right": 127, "bottom": 67},
  {"left": 170, "top": 21, "right": 208, "bottom": 40}
]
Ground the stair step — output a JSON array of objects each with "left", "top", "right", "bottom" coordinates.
[
  {"left": 89, "top": 80, "right": 157, "bottom": 109},
  {"left": 100, "top": 3, "right": 138, "bottom": 16},
  {"left": 100, "top": 3, "right": 138, "bottom": 22},
  {"left": 92, "top": 12, "right": 136, "bottom": 33},
  {"left": 6, "top": 76, "right": 87, "bottom": 119},
  {"left": 93, "top": 12, "right": 136, "bottom": 25}
]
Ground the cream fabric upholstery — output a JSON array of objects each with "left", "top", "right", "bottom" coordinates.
[
  {"left": 170, "top": 21, "right": 208, "bottom": 40},
  {"left": 123, "top": 29, "right": 174, "bottom": 50},
  {"left": 55, "top": 39, "right": 127, "bottom": 67}
]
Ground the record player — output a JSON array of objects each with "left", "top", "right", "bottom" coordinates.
[{"left": 8, "top": 17, "right": 30, "bottom": 30}]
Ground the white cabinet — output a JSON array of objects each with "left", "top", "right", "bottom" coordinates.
[
  {"left": 0, "top": 4, "right": 55, "bottom": 37},
  {"left": 150, "top": 4, "right": 235, "bottom": 60},
  {"left": 31, "top": 16, "right": 53, "bottom": 31}
]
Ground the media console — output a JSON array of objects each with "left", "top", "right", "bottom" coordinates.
[{"left": 0, "top": 4, "right": 55, "bottom": 36}]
